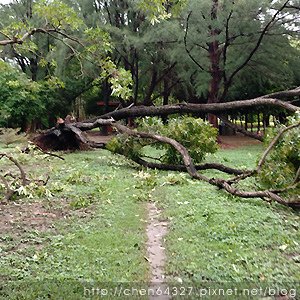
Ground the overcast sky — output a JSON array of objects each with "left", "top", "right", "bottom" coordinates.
[{"left": 0, "top": 0, "right": 12, "bottom": 4}]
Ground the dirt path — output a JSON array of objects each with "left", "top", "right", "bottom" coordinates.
[{"left": 146, "top": 202, "right": 170, "bottom": 300}]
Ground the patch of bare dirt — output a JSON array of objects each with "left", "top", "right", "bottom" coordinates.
[
  {"left": 0, "top": 199, "right": 97, "bottom": 234},
  {"left": 0, "top": 199, "right": 94, "bottom": 253},
  {"left": 0, "top": 201, "right": 65, "bottom": 234},
  {"left": 86, "top": 131, "right": 114, "bottom": 144},
  {"left": 219, "top": 134, "right": 262, "bottom": 149},
  {"left": 146, "top": 202, "right": 170, "bottom": 300},
  {"left": 0, "top": 201, "right": 66, "bottom": 253}
]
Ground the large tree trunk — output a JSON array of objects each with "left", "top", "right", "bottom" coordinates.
[
  {"left": 207, "top": 0, "right": 222, "bottom": 128},
  {"left": 86, "top": 96, "right": 299, "bottom": 123}
]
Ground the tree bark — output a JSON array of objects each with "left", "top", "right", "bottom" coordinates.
[
  {"left": 84, "top": 95, "right": 299, "bottom": 124},
  {"left": 207, "top": 0, "right": 222, "bottom": 128},
  {"left": 131, "top": 157, "right": 249, "bottom": 175}
]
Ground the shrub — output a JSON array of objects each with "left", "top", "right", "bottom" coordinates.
[
  {"left": 0, "top": 61, "right": 65, "bottom": 130},
  {"left": 107, "top": 116, "right": 218, "bottom": 165}
]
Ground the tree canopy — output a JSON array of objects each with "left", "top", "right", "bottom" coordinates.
[{"left": 1, "top": 0, "right": 299, "bottom": 125}]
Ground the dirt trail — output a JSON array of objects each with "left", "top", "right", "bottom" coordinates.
[{"left": 146, "top": 202, "right": 170, "bottom": 300}]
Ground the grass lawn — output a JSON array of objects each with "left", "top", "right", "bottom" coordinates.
[
  {"left": 0, "top": 147, "right": 149, "bottom": 299},
  {"left": 159, "top": 147, "right": 300, "bottom": 293},
  {"left": 0, "top": 143, "right": 299, "bottom": 299}
]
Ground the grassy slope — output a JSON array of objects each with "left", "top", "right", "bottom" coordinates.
[{"left": 1, "top": 144, "right": 299, "bottom": 298}]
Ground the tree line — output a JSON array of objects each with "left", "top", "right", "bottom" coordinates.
[{"left": 0, "top": 0, "right": 299, "bottom": 130}]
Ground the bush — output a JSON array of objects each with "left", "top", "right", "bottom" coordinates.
[
  {"left": 107, "top": 116, "right": 218, "bottom": 165},
  {"left": 0, "top": 61, "right": 65, "bottom": 130}
]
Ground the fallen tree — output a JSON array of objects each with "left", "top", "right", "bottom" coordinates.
[
  {"left": 34, "top": 87, "right": 299, "bottom": 148},
  {"left": 32, "top": 88, "right": 299, "bottom": 208},
  {"left": 84, "top": 96, "right": 299, "bottom": 123},
  {"left": 109, "top": 122, "right": 299, "bottom": 208},
  {"left": 33, "top": 120, "right": 300, "bottom": 208}
]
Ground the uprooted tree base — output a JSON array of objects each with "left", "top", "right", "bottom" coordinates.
[{"left": 32, "top": 88, "right": 300, "bottom": 208}]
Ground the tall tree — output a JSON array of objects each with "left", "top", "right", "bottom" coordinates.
[{"left": 180, "top": 0, "right": 300, "bottom": 126}]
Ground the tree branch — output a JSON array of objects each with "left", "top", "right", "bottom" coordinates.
[
  {"left": 184, "top": 12, "right": 206, "bottom": 71},
  {"left": 221, "top": 0, "right": 290, "bottom": 99},
  {"left": 110, "top": 123, "right": 297, "bottom": 207},
  {"left": 0, "top": 153, "right": 27, "bottom": 185},
  {"left": 83, "top": 96, "right": 299, "bottom": 124},
  {"left": 222, "top": 10, "right": 233, "bottom": 86},
  {"left": 131, "top": 157, "right": 247, "bottom": 175},
  {"left": 262, "top": 86, "right": 300, "bottom": 99},
  {"left": 0, "top": 28, "right": 84, "bottom": 47}
]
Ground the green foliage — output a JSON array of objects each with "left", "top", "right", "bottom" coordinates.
[
  {"left": 69, "top": 195, "right": 94, "bottom": 209},
  {"left": 258, "top": 114, "right": 300, "bottom": 197},
  {"left": 0, "top": 61, "right": 41, "bottom": 128},
  {"left": 132, "top": 170, "right": 158, "bottom": 202},
  {"left": 0, "top": 0, "right": 134, "bottom": 115},
  {"left": 1, "top": 0, "right": 300, "bottom": 118},
  {"left": 84, "top": 27, "right": 112, "bottom": 55},
  {"left": 137, "top": 0, "right": 187, "bottom": 24},
  {"left": 106, "top": 132, "right": 143, "bottom": 161},
  {"left": 0, "top": 146, "right": 54, "bottom": 201},
  {"left": 34, "top": 0, "right": 83, "bottom": 30},
  {"left": 156, "top": 117, "right": 219, "bottom": 164},
  {"left": 137, "top": 0, "right": 171, "bottom": 24},
  {"left": 108, "top": 116, "right": 218, "bottom": 165},
  {"left": 98, "top": 60, "right": 133, "bottom": 100},
  {"left": 0, "top": 61, "right": 65, "bottom": 129},
  {"left": 161, "top": 172, "right": 190, "bottom": 186},
  {"left": 82, "top": 27, "right": 133, "bottom": 100}
]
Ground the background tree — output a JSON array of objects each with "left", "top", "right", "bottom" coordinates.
[
  {"left": 1, "top": 0, "right": 299, "bottom": 129},
  {"left": 177, "top": 0, "right": 300, "bottom": 126}
]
